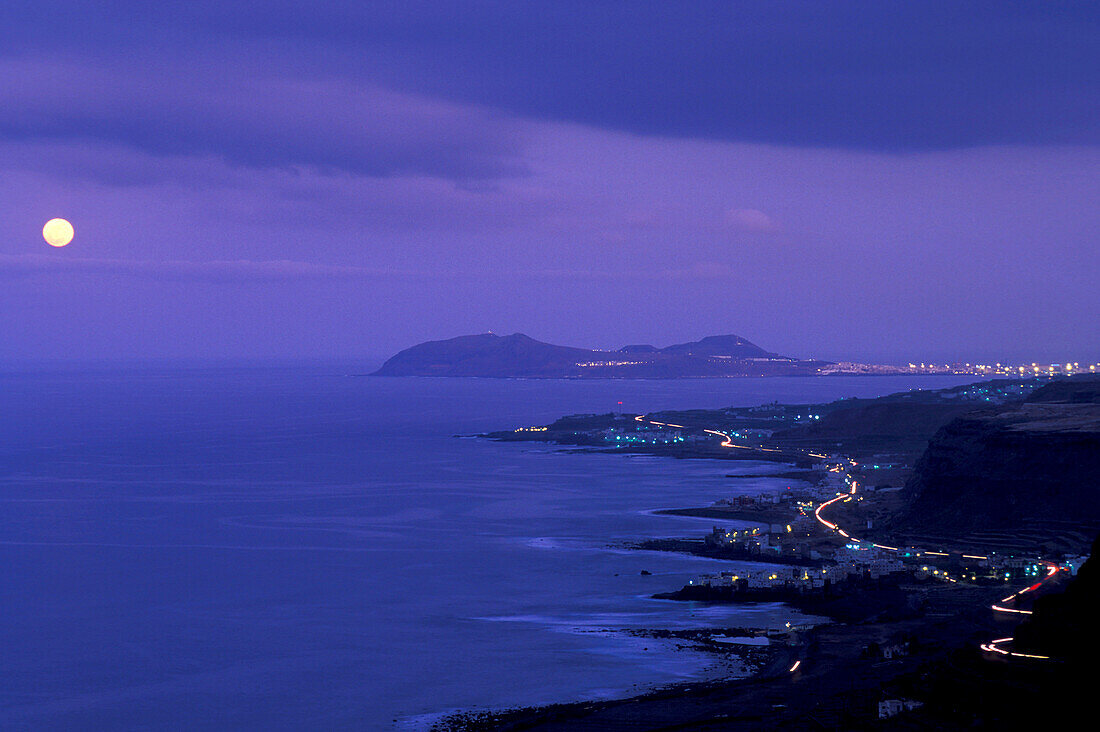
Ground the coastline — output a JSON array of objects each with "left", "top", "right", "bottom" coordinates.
[
  {"left": 432, "top": 376, "right": 1092, "bottom": 729},
  {"left": 653, "top": 506, "right": 796, "bottom": 523},
  {"left": 431, "top": 446, "right": 823, "bottom": 730},
  {"left": 431, "top": 578, "right": 1014, "bottom": 731}
]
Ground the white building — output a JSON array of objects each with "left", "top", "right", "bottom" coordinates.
[
  {"left": 835, "top": 542, "right": 904, "bottom": 578},
  {"left": 880, "top": 642, "right": 909, "bottom": 659},
  {"left": 878, "top": 699, "right": 923, "bottom": 719}
]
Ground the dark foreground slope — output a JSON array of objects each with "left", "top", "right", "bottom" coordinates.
[
  {"left": 892, "top": 377, "right": 1100, "bottom": 539},
  {"left": 1014, "top": 532, "right": 1100, "bottom": 662},
  {"left": 373, "top": 332, "right": 827, "bottom": 378}
]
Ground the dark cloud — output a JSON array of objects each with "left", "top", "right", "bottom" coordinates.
[
  {"left": 1, "top": 1, "right": 1096, "bottom": 152},
  {"left": 0, "top": 59, "right": 526, "bottom": 181}
]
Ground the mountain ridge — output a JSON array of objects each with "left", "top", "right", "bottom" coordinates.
[{"left": 371, "top": 332, "right": 828, "bottom": 378}]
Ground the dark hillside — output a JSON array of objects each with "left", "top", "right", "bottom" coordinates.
[
  {"left": 891, "top": 399, "right": 1100, "bottom": 540},
  {"left": 772, "top": 401, "right": 978, "bottom": 455},
  {"left": 1025, "top": 374, "right": 1100, "bottom": 404},
  {"left": 658, "top": 334, "right": 776, "bottom": 359},
  {"left": 1014, "top": 532, "right": 1100, "bottom": 662}
]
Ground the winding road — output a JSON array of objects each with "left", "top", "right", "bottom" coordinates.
[{"left": 637, "top": 413, "right": 1068, "bottom": 663}]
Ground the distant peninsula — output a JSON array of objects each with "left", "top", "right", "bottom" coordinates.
[{"left": 372, "top": 332, "right": 842, "bottom": 378}]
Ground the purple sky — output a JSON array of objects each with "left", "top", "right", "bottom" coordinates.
[{"left": 1, "top": 2, "right": 1097, "bottom": 364}]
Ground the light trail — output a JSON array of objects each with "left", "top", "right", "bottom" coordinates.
[
  {"left": 634, "top": 415, "right": 687, "bottom": 430},
  {"left": 981, "top": 638, "right": 1050, "bottom": 660},
  {"left": 703, "top": 429, "right": 754, "bottom": 450},
  {"left": 812, "top": 493, "right": 845, "bottom": 531},
  {"left": 982, "top": 561, "right": 1061, "bottom": 657},
  {"left": 656, "top": 411, "right": 1065, "bottom": 664}
]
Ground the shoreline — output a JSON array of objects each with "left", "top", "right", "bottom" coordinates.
[
  {"left": 435, "top": 377, "right": 1084, "bottom": 729},
  {"left": 653, "top": 506, "right": 797, "bottom": 524},
  {"left": 429, "top": 447, "right": 820, "bottom": 730},
  {"left": 428, "top": 435, "right": 828, "bottom": 730},
  {"left": 481, "top": 432, "right": 821, "bottom": 467},
  {"left": 431, "top": 580, "right": 1012, "bottom": 731},
  {"left": 627, "top": 537, "right": 826, "bottom": 568}
]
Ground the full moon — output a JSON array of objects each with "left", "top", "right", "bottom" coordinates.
[{"left": 43, "top": 218, "right": 74, "bottom": 247}]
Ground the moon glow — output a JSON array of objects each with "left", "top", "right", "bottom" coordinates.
[{"left": 43, "top": 218, "right": 74, "bottom": 247}]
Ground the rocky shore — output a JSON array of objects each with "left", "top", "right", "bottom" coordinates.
[
  {"left": 439, "top": 375, "right": 1100, "bottom": 729},
  {"left": 653, "top": 578, "right": 920, "bottom": 625},
  {"left": 431, "top": 581, "right": 1013, "bottom": 731},
  {"left": 629, "top": 537, "right": 825, "bottom": 568}
]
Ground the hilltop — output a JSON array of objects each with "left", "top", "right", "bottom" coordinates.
[
  {"left": 372, "top": 332, "right": 829, "bottom": 378},
  {"left": 890, "top": 376, "right": 1100, "bottom": 543}
]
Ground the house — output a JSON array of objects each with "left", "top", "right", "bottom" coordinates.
[
  {"left": 880, "top": 642, "right": 910, "bottom": 660},
  {"left": 835, "top": 542, "right": 905, "bottom": 578},
  {"left": 878, "top": 699, "right": 923, "bottom": 719},
  {"left": 704, "top": 525, "right": 760, "bottom": 547}
]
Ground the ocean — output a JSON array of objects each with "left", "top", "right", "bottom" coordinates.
[{"left": 0, "top": 365, "right": 981, "bottom": 729}]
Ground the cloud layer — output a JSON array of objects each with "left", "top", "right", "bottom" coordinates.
[
  {"left": 2, "top": 1, "right": 1096, "bottom": 154},
  {"left": 0, "top": 59, "right": 525, "bottom": 181}
]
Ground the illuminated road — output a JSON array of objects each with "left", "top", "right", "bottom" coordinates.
[
  {"left": 636, "top": 414, "right": 829, "bottom": 458},
  {"left": 802, "top": 452, "right": 1062, "bottom": 661},
  {"left": 636, "top": 413, "right": 1067, "bottom": 664}
]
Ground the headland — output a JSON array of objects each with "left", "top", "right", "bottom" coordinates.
[{"left": 434, "top": 374, "right": 1100, "bottom": 729}]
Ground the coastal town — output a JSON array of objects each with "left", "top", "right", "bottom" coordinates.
[
  {"left": 628, "top": 404, "right": 1086, "bottom": 664},
  {"left": 457, "top": 375, "right": 1100, "bottom": 729},
  {"left": 497, "top": 380, "right": 1096, "bottom": 605},
  {"left": 641, "top": 441, "right": 1073, "bottom": 594},
  {"left": 670, "top": 474, "right": 1083, "bottom": 598}
]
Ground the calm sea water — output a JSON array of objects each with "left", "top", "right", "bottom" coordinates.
[{"left": 0, "top": 366, "right": 980, "bottom": 729}]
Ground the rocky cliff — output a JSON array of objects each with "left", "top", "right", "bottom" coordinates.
[{"left": 893, "top": 397, "right": 1100, "bottom": 538}]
